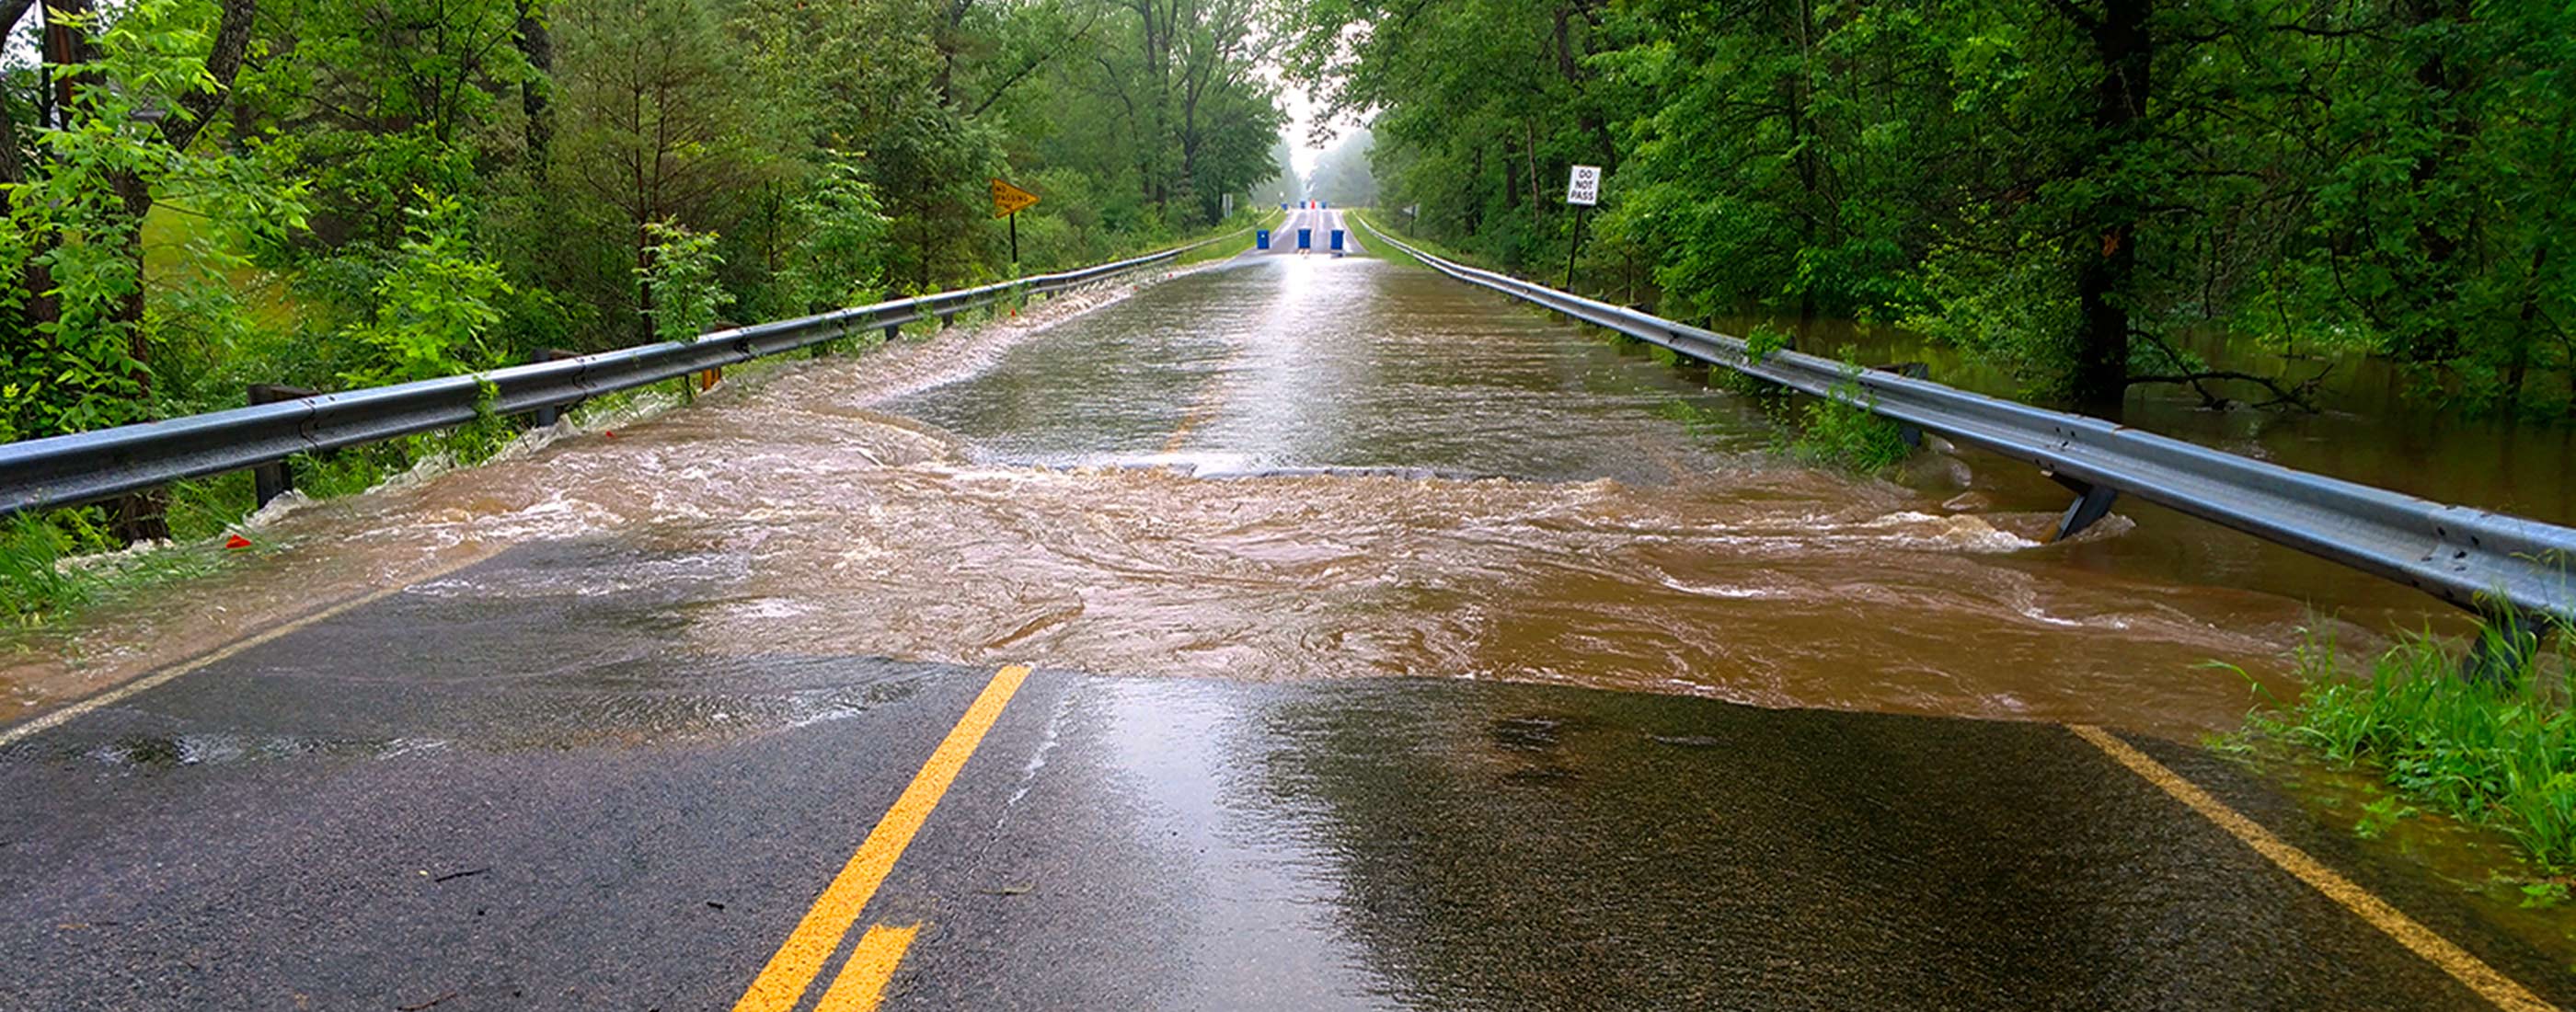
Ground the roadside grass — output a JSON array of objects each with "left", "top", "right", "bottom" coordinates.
[
  {"left": 1174, "top": 209, "right": 1284, "bottom": 266},
  {"left": 1347, "top": 209, "right": 1436, "bottom": 269},
  {"left": 143, "top": 202, "right": 303, "bottom": 331},
  {"left": 1662, "top": 344, "right": 1912, "bottom": 476},
  {"left": 0, "top": 512, "right": 239, "bottom": 627},
  {"left": 2247, "top": 622, "right": 2576, "bottom": 875}
]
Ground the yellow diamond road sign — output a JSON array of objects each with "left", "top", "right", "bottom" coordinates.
[{"left": 990, "top": 178, "right": 1040, "bottom": 217}]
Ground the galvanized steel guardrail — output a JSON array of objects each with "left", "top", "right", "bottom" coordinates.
[
  {"left": 1356, "top": 214, "right": 2576, "bottom": 627},
  {"left": 0, "top": 233, "right": 1242, "bottom": 517}
]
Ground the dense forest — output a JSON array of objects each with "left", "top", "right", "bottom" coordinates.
[
  {"left": 1282, "top": 0, "right": 2576, "bottom": 420},
  {"left": 9, "top": 0, "right": 2574, "bottom": 546},
  {"left": 0, "top": 0, "right": 1288, "bottom": 538}
]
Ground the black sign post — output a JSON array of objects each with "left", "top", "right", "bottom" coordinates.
[{"left": 1563, "top": 166, "right": 1601, "bottom": 292}]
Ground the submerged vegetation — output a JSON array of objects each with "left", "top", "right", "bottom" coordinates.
[
  {"left": 2250, "top": 625, "right": 2576, "bottom": 873},
  {"left": 1786, "top": 368, "right": 1914, "bottom": 474}
]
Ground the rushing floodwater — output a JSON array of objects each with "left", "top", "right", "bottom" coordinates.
[{"left": 0, "top": 253, "right": 2520, "bottom": 736}]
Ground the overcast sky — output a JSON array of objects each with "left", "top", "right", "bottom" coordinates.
[{"left": 1263, "top": 61, "right": 1362, "bottom": 181}]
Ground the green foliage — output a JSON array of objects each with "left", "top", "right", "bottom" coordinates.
[
  {"left": 0, "top": 509, "right": 232, "bottom": 627},
  {"left": 1288, "top": 0, "right": 2576, "bottom": 417},
  {"left": 341, "top": 193, "right": 514, "bottom": 385},
  {"left": 774, "top": 156, "right": 891, "bottom": 314},
  {"left": 1, "top": 0, "right": 308, "bottom": 442},
  {"left": 1743, "top": 325, "right": 1791, "bottom": 364},
  {"left": 2253, "top": 624, "right": 2576, "bottom": 869},
  {"left": 0, "top": 513, "right": 100, "bottom": 625},
  {"left": 638, "top": 220, "right": 732, "bottom": 343},
  {"left": 2353, "top": 795, "right": 2418, "bottom": 841},
  {"left": 1786, "top": 365, "right": 1914, "bottom": 473}
]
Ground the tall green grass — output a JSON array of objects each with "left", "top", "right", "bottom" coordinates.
[
  {"left": 2253, "top": 623, "right": 2576, "bottom": 870},
  {"left": 0, "top": 512, "right": 236, "bottom": 627}
]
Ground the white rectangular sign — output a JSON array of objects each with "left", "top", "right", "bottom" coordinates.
[{"left": 1566, "top": 165, "right": 1602, "bottom": 206}]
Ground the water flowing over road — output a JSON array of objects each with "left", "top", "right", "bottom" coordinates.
[
  {"left": 4, "top": 230, "right": 2568, "bottom": 1010},
  {"left": 6, "top": 229, "right": 2374, "bottom": 735}
]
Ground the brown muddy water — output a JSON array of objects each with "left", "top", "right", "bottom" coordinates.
[
  {"left": 1741, "top": 315, "right": 2576, "bottom": 630},
  {"left": 0, "top": 254, "right": 2539, "bottom": 738},
  {"left": 15, "top": 244, "right": 2576, "bottom": 973},
  {"left": 0, "top": 250, "right": 2473, "bottom": 736}
]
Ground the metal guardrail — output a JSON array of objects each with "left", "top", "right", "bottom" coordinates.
[
  {"left": 0, "top": 234, "right": 1243, "bottom": 517},
  {"left": 1356, "top": 214, "right": 2576, "bottom": 627}
]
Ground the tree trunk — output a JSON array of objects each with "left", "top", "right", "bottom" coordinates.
[
  {"left": 2506, "top": 242, "right": 2547, "bottom": 403},
  {"left": 16, "top": 0, "right": 251, "bottom": 541},
  {"left": 2069, "top": 0, "right": 2151, "bottom": 418},
  {"left": 515, "top": 1, "right": 554, "bottom": 165},
  {"left": 1789, "top": 0, "right": 1821, "bottom": 335}
]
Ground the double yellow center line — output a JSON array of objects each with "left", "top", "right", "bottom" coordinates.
[
  {"left": 725, "top": 666, "right": 2555, "bottom": 1012},
  {"left": 731, "top": 664, "right": 1031, "bottom": 1012}
]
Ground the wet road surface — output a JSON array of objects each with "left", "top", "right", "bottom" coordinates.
[
  {"left": 1259, "top": 208, "right": 1360, "bottom": 257},
  {"left": 2, "top": 544, "right": 2566, "bottom": 1009},
  {"left": 2, "top": 247, "right": 2569, "bottom": 1007}
]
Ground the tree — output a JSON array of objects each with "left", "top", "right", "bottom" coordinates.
[
  {"left": 551, "top": 0, "right": 783, "bottom": 338},
  {"left": 0, "top": 0, "right": 293, "bottom": 538}
]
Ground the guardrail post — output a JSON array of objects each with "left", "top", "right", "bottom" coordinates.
[
  {"left": 247, "top": 384, "right": 316, "bottom": 508},
  {"left": 2043, "top": 472, "right": 2120, "bottom": 543},
  {"left": 1868, "top": 362, "right": 1929, "bottom": 448},
  {"left": 529, "top": 349, "right": 583, "bottom": 428},
  {"left": 2460, "top": 609, "right": 2547, "bottom": 686},
  {"left": 883, "top": 323, "right": 901, "bottom": 344}
]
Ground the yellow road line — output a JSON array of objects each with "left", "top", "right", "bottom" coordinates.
[
  {"left": 1161, "top": 379, "right": 1229, "bottom": 454},
  {"left": 812, "top": 923, "right": 922, "bottom": 1012},
  {"left": 2070, "top": 725, "right": 2558, "bottom": 1012},
  {"left": 0, "top": 552, "right": 490, "bottom": 749},
  {"left": 1161, "top": 408, "right": 1209, "bottom": 454},
  {"left": 731, "top": 663, "right": 1031, "bottom": 1012}
]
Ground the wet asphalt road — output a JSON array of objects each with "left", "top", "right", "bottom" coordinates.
[
  {"left": 1259, "top": 208, "right": 1359, "bottom": 257},
  {"left": 1, "top": 549, "right": 2566, "bottom": 1010},
  {"left": 2, "top": 245, "right": 2570, "bottom": 1010}
]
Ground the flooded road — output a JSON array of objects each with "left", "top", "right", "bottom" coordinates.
[
  {"left": 0, "top": 243, "right": 2412, "bottom": 736},
  {"left": 8, "top": 239, "right": 2575, "bottom": 1009}
]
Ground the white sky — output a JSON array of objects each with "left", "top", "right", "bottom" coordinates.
[
  {"left": 1282, "top": 83, "right": 1325, "bottom": 178},
  {"left": 1259, "top": 58, "right": 1359, "bottom": 182}
]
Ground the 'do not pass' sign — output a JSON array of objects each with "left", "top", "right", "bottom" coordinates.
[
  {"left": 990, "top": 177, "right": 1041, "bottom": 218},
  {"left": 1565, "top": 165, "right": 1602, "bottom": 206}
]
